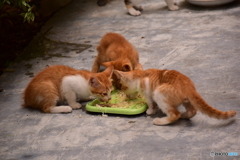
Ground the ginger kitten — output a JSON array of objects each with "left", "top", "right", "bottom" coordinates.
[
  {"left": 91, "top": 32, "right": 143, "bottom": 73},
  {"left": 114, "top": 69, "right": 237, "bottom": 125},
  {"left": 23, "top": 65, "right": 113, "bottom": 113}
]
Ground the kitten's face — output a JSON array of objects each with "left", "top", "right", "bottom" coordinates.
[
  {"left": 114, "top": 70, "right": 139, "bottom": 96},
  {"left": 90, "top": 82, "right": 113, "bottom": 102},
  {"left": 89, "top": 67, "right": 113, "bottom": 102}
]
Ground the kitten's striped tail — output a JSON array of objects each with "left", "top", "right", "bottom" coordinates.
[{"left": 189, "top": 91, "right": 236, "bottom": 119}]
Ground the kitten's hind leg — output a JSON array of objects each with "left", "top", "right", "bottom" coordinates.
[
  {"left": 152, "top": 101, "right": 181, "bottom": 125},
  {"left": 125, "top": 0, "right": 141, "bottom": 16},
  {"left": 153, "top": 88, "right": 181, "bottom": 125},
  {"left": 181, "top": 102, "right": 197, "bottom": 119},
  {"left": 42, "top": 103, "right": 72, "bottom": 113},
  {"left": 35, "top": 83, "right": 72, "bottom": 113},
  {"left": 48, "top": 106, "right": 73, "bottom": 113},
  {"left": 165, "top": 0, "right": 179, "bottom": 11},
  {"left": 40, "top": 97, "right": 73, "bottom": 113},
  {"left": 153, "top": 109, "right": 181, "bottom": 125}
]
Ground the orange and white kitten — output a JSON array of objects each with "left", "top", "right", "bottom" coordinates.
[
  {"left": 23, "top": 65, "right": 113, "bottom": 113},
  {"left": 91, "top": 32, "right": 143, "bottom": 73},
  {"left": 114, "top": 69, "right": 237, "bottom": 125}
]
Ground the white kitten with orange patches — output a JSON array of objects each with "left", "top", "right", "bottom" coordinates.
[{"left": 114, "top": 69, "right": 236, "bottom": 125}]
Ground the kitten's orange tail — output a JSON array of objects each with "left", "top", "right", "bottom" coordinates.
[{"left": 188, "top": 91, "right": 236, "bottom": 119}]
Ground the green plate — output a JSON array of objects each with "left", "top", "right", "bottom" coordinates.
[{"left": 85, "top": 90, "right": 148, "bottom": 115}]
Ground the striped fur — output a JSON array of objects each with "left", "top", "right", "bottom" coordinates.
[{"left": 114, "top": 69, "right": 236, "bottom": 125}]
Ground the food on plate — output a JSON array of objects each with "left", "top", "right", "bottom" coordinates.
[{"left": 96, "top": 90, "right": 146, "bottom": 109}]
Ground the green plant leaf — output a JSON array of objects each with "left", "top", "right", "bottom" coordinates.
[
  {"left": 22, "top": 0, "right": 27, "bottom": 6},
  {"left": 2, "top": 0, "right": 35, "bottom": 22}
]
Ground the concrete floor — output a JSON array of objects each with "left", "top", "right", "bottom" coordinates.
[{"left": 0, "top": 0, "right": 240, "bottom": 159}]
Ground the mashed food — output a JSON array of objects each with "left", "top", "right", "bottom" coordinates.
[{"left": 96, "top": 90, "right": 146, "bottom": 109}]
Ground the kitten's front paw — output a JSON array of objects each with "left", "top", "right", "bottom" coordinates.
[
  {"left": 128, "top": 8, "right": 141, "bottom": 16},
  {"left": 88, "top": 96, "right": 95, "bottom": 101},
  {"left": 63, "top": 107, "right": 73, "bottom": 113},
  {"left": 70, "top": 103, "right": 82, "bottom": 109},
  {"left": 146, "top": 108, "right": 157, "bottom": 115},
  {"left": 82, "top": 96, "right": 95, "bottom": 101},
  {"left": 168, "top": 5, "right": 179, "bottom": 11}
]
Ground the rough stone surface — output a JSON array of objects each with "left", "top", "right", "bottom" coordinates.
[{"left": 0, "top": 0, "right": 240, "bottom": 159}]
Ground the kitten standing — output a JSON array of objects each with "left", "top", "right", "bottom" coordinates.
[
  {"left": 23, "top": 65, "right": 113, "bottom": 113},
  {"left": 92, "top": 33, "right": 142, "bottom": 88},
  {"left": 114, "top": 69, "right": 236, "bottom": 125}
]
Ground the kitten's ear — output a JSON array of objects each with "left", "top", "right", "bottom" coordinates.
[
  {"left": 135, "top": 63, "right": 143, "bottom": 70},
  {"left": 113, "top": 70, "right": 123, "bottom": 79},
  {"left": 101, "top": 61, "right": 113, "bottom": 68},
  {"left": 103, "top": 66, "right": 113, "bottom": 77},
  {"left": 122, "top": 63, "right": 132, "bottom": 71},
  {"left": 89, "top": 77, "right": 101, "bottom": 88}
]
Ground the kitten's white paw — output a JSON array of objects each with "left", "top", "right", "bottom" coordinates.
[
  {"left": 168, "top": 5, "right": 179, "bottom": 11},
  {"left": 128, "top": 8, "right": 141, "bottom": 16},
  {"left": 146, "top": 107, "right": 157, "bottom": 115},
  {"left": 70, "top": 103, "right": 82, "bottom": 109},
  {"left": 63, "top": 107, "right": 73, "bottom": 113},
  {"left": 50, "top": 106, "right": 72, "bottom": 113},
  {"left": 88, "top": 96, "right": 95, "bottom": 100}
]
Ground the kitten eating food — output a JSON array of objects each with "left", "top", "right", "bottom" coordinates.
[
  {"left": 23, "top": 65, "right": 113, "bottom": 113},
  {"left": 92, "top": 32, "right": 143, "bottom": 88},
  {"left": 114, "top": 69, "right": 237, "bottom": 125},
  {"left": 91, "top": 32, "right": 142, "bottom": 73}
]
